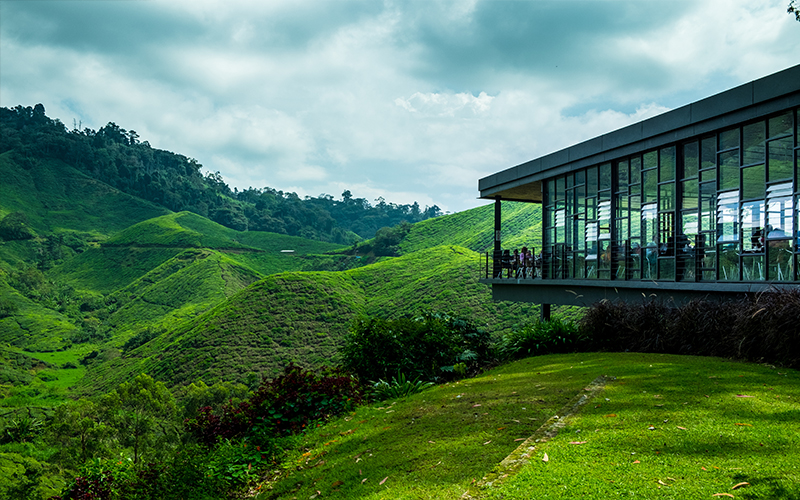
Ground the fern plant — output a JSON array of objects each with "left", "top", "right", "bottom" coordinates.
[{"left": 370, "top": 373, "right": 434, "bottom": 401}]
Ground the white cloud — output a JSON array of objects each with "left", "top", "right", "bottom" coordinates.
[{"left": 2, "top": 0, "right": 798, "bottom": 214}]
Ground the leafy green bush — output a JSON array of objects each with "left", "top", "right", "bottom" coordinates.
[
  {"left": 497, "top": 318, "right": 583, "bottom": 360},
  {"left": 0, "top": 212, "right": 37, "bottom": 241},
  {"left": 371, "top": 372, "right": 435, "bottom": 400},
  {"left": 341, "top": 312, "right": 493, "bottom": 383}
]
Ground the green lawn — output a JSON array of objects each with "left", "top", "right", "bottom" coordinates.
[{"left": 258, "top": 353, "right": 800, "bottom": 500}]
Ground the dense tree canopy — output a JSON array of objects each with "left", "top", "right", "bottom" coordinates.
[{"left": 0, "top": 105, "right": 442, "bottom": 243}]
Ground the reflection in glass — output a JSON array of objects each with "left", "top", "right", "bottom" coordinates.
[
  {"left": 741, "top": 201, "right": 765, "bottom": 252},
  {"left": 741, "top": 254, "right": 765, "bottom": 281},
  {"left": 718, "top": 243, "right": 739, "bottom": 281},
  {"left": 630, "top": 156, "right": 641, "bottom": 188},
  {"left": 767, "top": 183, "right": 793, "bottom": 239},
  {"left": 682, "top": 179, "right": 698, "bottom": 209},
  {"left": 768, "top": 136, "right": 793, "bottom": 182},
  {"left": 699, "top": 182, "right": 715, "bottom": 228},
  {"left": 716, "top": 191, "right": 740, "bottom": 245},
  {"left": 742, "top": 122, "right": 765, "bottom": 166},
  {"left": 720, "top": 128, "right": 739, "bottom": 150},
  {"left": 660, "top": 146, "right": 676, "bottom": 182},
  {"left": 643, "top": 169, "right": 657, "bottom": 203},
  {"left": 767, "top": 240, "right": 792, "bottom": 281},
  {"left": 659, "top": 183, "right": 675, "bottom": 211},
  {"left": 719, "top": 150, "right": 739, "bottom": 190},
  {"left": 768, "top": 111, "right": 792, "bottom": 139},
  {"left": 599, "top": 163, "right": 612, "bottom": 191},
  {"left": 642, "top": 203, "right": 658, "bottom": 279},
  {"left": 683, "top": 142, "right": 699, "bottom": 179},
  {"left": 741, "top": 164, "right": 765, "bottom": 200},
  {"left": 701, "top": 137, "right": 716, "bottom": 170}
]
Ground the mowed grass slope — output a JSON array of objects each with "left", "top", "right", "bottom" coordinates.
[
  {"left": 84, "top": 246, "right": 540, "bottom": 390},
  {"left": 259, "top": 353, "right": 800, "bottom": 500}
]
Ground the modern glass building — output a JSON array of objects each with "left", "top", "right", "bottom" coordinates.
[{"left": 478, "top": 65, "right": 800, "bottom": 310}]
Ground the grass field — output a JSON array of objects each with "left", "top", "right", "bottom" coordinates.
[{"left": 257, "top": 352, "right": 800, "bottom": 500}]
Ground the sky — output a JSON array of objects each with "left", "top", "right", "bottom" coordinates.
[{"left": 1, "top": 1, "right": 798, "bottom": 214}]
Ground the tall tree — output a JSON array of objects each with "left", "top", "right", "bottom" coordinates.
[{"left": 102, "top": 374, "right": 178, "bottom": 464}]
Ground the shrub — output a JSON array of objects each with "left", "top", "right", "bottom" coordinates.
[
  {"left": 371, "top": 372, "right": 434, "bottom": 401},
  {"left": 341, "top": 312, "right": 493, "bottom": 382},
  {"left": 186, "top": 364, "right": 365, "bottom": 446},
  {"left": 579, "top": 288, "right": 800, "bottom": 368},
  {"left": 497, "top": 318, "right": 583, "bottom": 360}
]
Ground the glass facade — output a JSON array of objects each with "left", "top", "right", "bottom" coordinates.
[{"left": 541, "top": 108, "right": 800, "bottom": 282}]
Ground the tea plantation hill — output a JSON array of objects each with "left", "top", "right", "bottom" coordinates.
[
  {"left": 43, "top": 212, "right": 345, "bottom": 346},
  {"left": 83, "top": 245, "right": 540, "bottom": 391},
  {"left": 0, "top": 151, "right": 170, "bottom": 268},
  {"left": 0, "top": 278, "right": 79, "bottom": 351},
  {"left": 0, "top": 150, "right": 171, "bottom": 351},
  {"left": 398, "top": 200, "right": 541, "bottom": 255}
]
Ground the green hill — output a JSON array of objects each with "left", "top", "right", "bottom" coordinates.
[
  {"left": 50, "top": 212, "right": 345, "bottom": 294},
  {"left": 399, "top": 201, "right": 541, "bottom": 254},
  {"left": 0, "top": 278, "right": 78, "bottom": 351},
  {"left": 101, "top": 248, "right": 265, "bottom": 338},
  {"left": 83, "top": 245, "right": 540, "bottom": 391},
  {"left": 0, "top": 151, "right": 169, "bottom": 242}
]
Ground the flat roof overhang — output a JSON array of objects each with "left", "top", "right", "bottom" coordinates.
[
  {"left": 479, "top": 64, "right": 800, "bottom": 203},
  {"left": 479, "top": 279, "right": 800, "bottom": 307}
]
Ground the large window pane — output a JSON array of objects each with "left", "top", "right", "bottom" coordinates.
[
  {"left": 741, "top": 254, "right": 765, "bottom": 281},
  {"left": 630, "top": 195, "right": 641, "bottom": 239},
  {"left": 683, "top": 142, "right": 699, "bottom": 179},
  {"left": 717, "top": 191, "right": 740, "bottom": 246},
  {"left": 682, "top": 179, "right": 698, "bottom": 209},
  {"left": 642, "top": 203, "right": 658, "bottom": 279},
  {"left": 743, "top": 121, "right": 766, "bottom": 166},
  {"left": 768, "top": 136, "right": 793, "bottom": 182},
  {"left": 767, "top": 240, "right": 792, "bottom": 281},
  {"left": 742, "top": 200, "right": 765, "bottom": 253},
  {"left": 719, "top": 150, "right": 739, "bottom": 190},
  {"left": 660, "top": 146, "right": 676, "bottom": 182},
  {"left": 587, "top": 166, "right": 598, "bottom": 194},
  {"left": 630, "top": 156, "right": 641, "bottom": 187},
  {"left": 767, "top": 183, "right": 793, "bottom": 238},
  {"left": 644, "top": 151, "right": 657, "bottom": 170},
  {"left": 659, "top": 183, "right": 675, "bottom": 211},
  {"left": 768, "top": 111, "right": 792, "bottom": 139},
  {"left": 701, "top": 137, "right": 716, "bottom": 169},
  {"left": 599, "top": 163, "right": 612, "bottom": 191},
  {"left": 643, "top": 169, "right": 657, "bottom": 203},
  {"left": 618, "top": 160, "right": 629, "bottom": 189},
  {"left": 700, "top": 182, "right": 716, "bottom": 232},
  {"left": 741, "top": 164, "right": 765, "bottom": 200},
  {"left": 720, "top": 128, "right": 739, "bottom": 150}
]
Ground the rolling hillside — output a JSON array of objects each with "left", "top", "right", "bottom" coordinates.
[
  {"left": 83, "top": 245, "right": 540, "bottom": 391},
  {"left": 0, "top": 151, "right": 169, "bottom": 250},
  {"left": 399, "top": 201, "right": 541, "bottom": 255}
]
